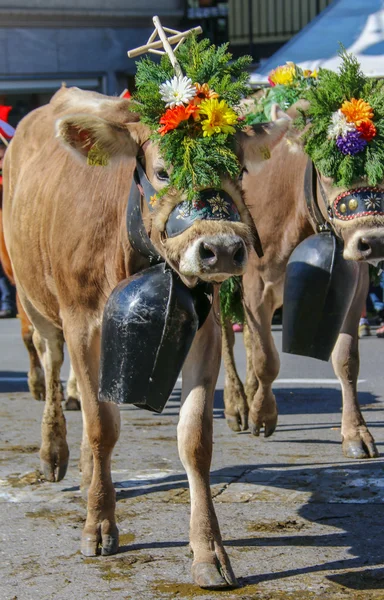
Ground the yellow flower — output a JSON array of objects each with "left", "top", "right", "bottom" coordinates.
[
  {"left": 198, "top": 98, "right": 238, "bottom": 137},
  {"left": 341, "top": 98, "right": 374, "bottom": 126},
  {"left": 149, "top": 194, "right": 158, "bottom": 207},
  {"left": 303, "top": 68, "right": 317, "bottom": 79},
  {"left": 268, "top": 62, "right": 296, "bottom": 87}
]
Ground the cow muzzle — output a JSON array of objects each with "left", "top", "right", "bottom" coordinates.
[
  {"left": 179, "top": 233, "right": 248, "bottom": 282},
  {"left": 342, "top": 229, "right": 384, "bottom": 262}
]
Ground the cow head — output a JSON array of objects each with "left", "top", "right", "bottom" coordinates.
[
  {"left": 272, "top": 101, "right": 384, "bottom": 265},
  {"left": 56, "top": 91, "right": 290, "bottom": 286}
]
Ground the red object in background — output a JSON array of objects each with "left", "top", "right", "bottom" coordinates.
[
  {"left": 122, "top": 90, "right": 131, "bottom": 99},
  {"left": 0, "top": 106, "right": 11, "bottom": 123},
  {"left": 0, "top": 105, "right": 15, "bottom": 140}
]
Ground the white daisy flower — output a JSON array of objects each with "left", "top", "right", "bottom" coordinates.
[
  {"left": 159, "top": 75, "right": 196, "bottom": 108},
  {"left": 327, "top": 110, "right": 355, "bottom": 139}
]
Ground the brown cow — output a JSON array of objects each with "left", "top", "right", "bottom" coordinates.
[
  {"left": 222, "top": 104, "right": 379, "bottom": 460},
  {"left": 2, "top": 86, "right": 290, "bottom": 588},
  {"left": 0, "top": 143, "right": 80, "bottom": 409}
]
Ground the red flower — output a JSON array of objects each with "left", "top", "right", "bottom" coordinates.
[
  {"left": 158, "top": 102, "right": 199, "bottom": 135},
  {"left": 356, "top": 119, "right": 377, "bottom": 142}
]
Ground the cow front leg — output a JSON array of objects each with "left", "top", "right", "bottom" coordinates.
[
  {"left": 64, "top": 322, "right": 120, "bottom": 556},
  {"left": 222, "top": 316, "right": 248, "bottom": 432},
  {"left": 243, "top": 319, "right": 258, "bottom": 408},
  {"left": 243, "top": 281, "right": 279, "bottom": 437},
  {"left": 332, "top": 264, "right": 378, "bottom": 459},
  {"left": 179, "top": 306, "right": 238, "bottom": 589}
]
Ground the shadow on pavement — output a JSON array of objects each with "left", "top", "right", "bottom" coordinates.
[{"left": 110, "top": 456, "right": 384, "bottom": 591}]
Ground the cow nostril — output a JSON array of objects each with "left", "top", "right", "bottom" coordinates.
[
  {"left": 233, "top": 243, "right": 245, "bottom": 265},
  {"left": 358, "top": 237, "right": 371, "bottom": 254},
  {"left": 199, "top": 242, "right": 217, "bottom": 264}
]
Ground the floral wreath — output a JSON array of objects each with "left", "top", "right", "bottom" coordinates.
[
  {"left": 131, "top": 35, "right": 251, "bottom": 201},
  {"left": 297, "top": 49, "right": 384, "bottom": 187},
  {"left": 244, "top": 62, "right": 318, "bottom": 125}
]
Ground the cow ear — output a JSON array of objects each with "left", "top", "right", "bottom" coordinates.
[
  {"left": 55, "top": 114, "right": 150, "bottom": 163},
  {"left": 271, "top": 100, "right": 310, "bottom": 151},
  {"left": 236, "top": 116, "right": 290, "bottom": 175}
]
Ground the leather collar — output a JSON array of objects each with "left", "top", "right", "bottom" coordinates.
[{"left": 304, "top": 159, "right": 331, "bottom": 233}]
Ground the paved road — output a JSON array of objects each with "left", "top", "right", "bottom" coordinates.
[{"left": 1, "top": 317, "right": 384, "bottom": 599}]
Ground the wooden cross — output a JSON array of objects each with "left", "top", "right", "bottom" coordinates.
[
  {"left": 128, "top": 16, "right": 202, "bottom": 78},
  {"left": 0, "top": 132, "right": 9, "bottom": 147}
]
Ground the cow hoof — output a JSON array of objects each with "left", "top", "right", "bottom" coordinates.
[
  {"left": 40, "top": 459, "right": 68, "bottom": 482},
  {"left": 101, "top": 526, "right": 119, "bottom": 556},
  {"left": 65, "top": 396, "right": 81, "bottom": 411},
  {"left": 342, "top": 439, "right": 379, "bottom": 459},
  {"left": 249, "top": 418, "right": 277, "bottom": 438},
  {"left": 225, "top": 412, "right": 248, "bottom": 432},
  {"left": 192, "top": 561, "right": 238, "bottom": 589},
  {"left": 40, "top": 441, "right": 69, "bottom": 482},
  {"left": 81, "top": 532, "right": 100, "bottom": 557},
  {"left": 81, "top": 525, "right": 119, "bottom": 557}
]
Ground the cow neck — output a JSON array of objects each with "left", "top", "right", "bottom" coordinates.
[
  {"left": 126, "top": 159, "right": 163, "bottom": 265},
  {"left": 304, "top": 159, "right": 332, "bottom": 234}
]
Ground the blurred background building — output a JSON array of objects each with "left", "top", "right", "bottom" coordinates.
[{"left": 0, "top": 0, "right": 333, "bottom": 124}]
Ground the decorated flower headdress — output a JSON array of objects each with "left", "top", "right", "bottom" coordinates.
[
  {"left": 297, "top": 49, "right": 384, "bottom": 187},
  {"left": 128, "top": 17, "right": 251, "bottom": 200},
  {"left": 244, "top": 62, "right": 317, "bottom": 125}
]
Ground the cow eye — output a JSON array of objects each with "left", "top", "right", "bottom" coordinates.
[
  {"left": 239, "top": 167, "right": 248, "bottom": 182},
  {"left": 156, "top": 169, "right": 169, "bottom": 182}
]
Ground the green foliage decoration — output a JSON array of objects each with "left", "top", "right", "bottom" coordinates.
[
  {"left": 300, "top": 50, "right": 384, "bottom": 187},
  {"left": 131, "top": 35, "right": 252, "bottom": 200},
  {"left": 219, "top": 276, "right": 244, "bottom": 324},
  {"left": 244, "top": 62, "right": 318, "bottom": 125}
]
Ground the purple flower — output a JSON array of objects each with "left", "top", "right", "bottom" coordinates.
[{"left": 336, "top": 130, "right": 367, "bottom": 155}]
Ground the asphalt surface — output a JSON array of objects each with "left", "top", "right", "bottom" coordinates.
[{"left": 1, "top": 317, "right": 384, "bottom": 599}]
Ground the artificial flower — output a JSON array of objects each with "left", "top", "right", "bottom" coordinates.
[
  {"left": 158, "top": 102, "right": 198, "bottom": 135},
  {"left": 327, "top": 110, "right": 355, "bottom": 139},
  {"left": 336, "top": 130, "right": 367, "bottom": 155},
  {"left": 194, "top": 83, "right": 219, "bottom": 103},
  {"left": 198, "top": 98, "right": 238, "bottom": 137},
  {"left": 357, "top": 119, "right": 377, "bottom": 142},
  {"left": 341, "top": 98, "right": 374, "bottom": 126},
  {"left": 268, "top": 62, "right": 296, "bottom": 87},
  {"left": 159, "top": 75, "right": 196, "bottom": 108}
]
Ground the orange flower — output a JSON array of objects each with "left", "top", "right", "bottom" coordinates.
[
  {"left": 356, "top": 119, "right": 377, "bottom": 142},
  {"left": 158, "top": 102, "right": 199, "bottom": 135},
  {"left": 341, "top": 98, "right": 374, "bottom": 126},
  {"left": 193, "top": 83, "right": 219, "bottom": 104}
]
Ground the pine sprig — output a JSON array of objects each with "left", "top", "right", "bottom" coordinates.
[{"left": 220, "top": 276, "right": 244, "bottom": 324}]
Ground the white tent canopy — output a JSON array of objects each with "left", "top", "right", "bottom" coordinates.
[{"left": 250, "top": 0, "right": 384, "bottom": 84}]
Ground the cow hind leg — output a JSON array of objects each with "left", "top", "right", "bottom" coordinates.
[
  {"left": 179, "top": 308, "right": 237, "bottom": 589},
  {"left": 29, "top": 321, "right": 69, "bottom": 482},
  {"left": 244, "top": 292, "right": 279, "bottom": 438},
  {"left": 65, "top": 364, "right": 81, "bottom": 411},
  {"left": 222, "top": 316, "right": 248, "bottom": 432},
  {"left": 17, "top": 295, "right": 46, "bottom": 401},
  {"left": 64, "top": 320, "right": 120, "bottom": 556},
  {"left": 332, "top": 264, "right": 378, "bottom": 459}
]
